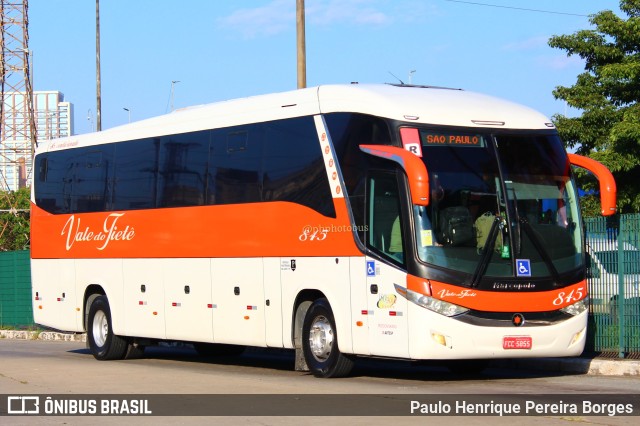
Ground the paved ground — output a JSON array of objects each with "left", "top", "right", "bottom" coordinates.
[{"left": 2, "top": 329, "right": 639, "bottom": 376}]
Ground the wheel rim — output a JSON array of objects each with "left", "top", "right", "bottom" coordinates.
[
  {"left": 308, "top": 315, "right": 334, "bottom": 362},
  {"left": 92, "top": 310, "right": 108, "bottom": 348}
]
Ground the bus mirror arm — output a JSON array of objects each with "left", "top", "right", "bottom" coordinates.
[
  {"left": 359, "top": 145, "right": 430, "bottom": 206},
  {"left": 567, "top": 153, "right": 617, "bottom": 216}
]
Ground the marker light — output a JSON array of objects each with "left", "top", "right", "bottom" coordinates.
[{"left": 395, "top": 284, "right": 469, "bottom": 317}]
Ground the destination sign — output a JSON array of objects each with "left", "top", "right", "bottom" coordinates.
[{"left": 421, "top": 131, "right": 485, "bottom": 147}]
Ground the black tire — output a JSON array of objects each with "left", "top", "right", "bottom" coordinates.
[
  {"left": 445, "top": 359, "right": 489, "bottom": 375},
  {"left": 123, "top": 342, "right": 146, "bottom": 359},
  {"left": 302, "top": 298, "right": 354, "bottom": 378},
  {"left": 87, "top": 295, "right": 128, "bottom": 360},
  {"left": 193, "top": 343, "right": 245, "bottom": 357}
]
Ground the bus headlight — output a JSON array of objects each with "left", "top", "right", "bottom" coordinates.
[
  {"left": 395, "top": 284, "right": 469, "bottom": 317},
  {"left": 560, "top": 297, "right": 589, "bottom": 316}
]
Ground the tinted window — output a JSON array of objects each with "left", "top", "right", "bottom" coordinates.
[
  {"left": 34, "top": 152, "right": 73, "bottom": 213},
  {"left": 72, "top": 148, "right": 114, "bottom": 213},
  {"left": 112, "top": 139, "right": 160, "bottom": 210},
  {"left": 209, "top": 126, "right": 263, "bottom": 205},
  {"left": 325, "top": 113, "right": 393, "bottom": 242},
  {"left": 35, "top": 116, "right": 338, "bottom": 217},
  {"left": 263, "top": 116, "right": 335, "bottom": 217},
  {"left": 35, "top": 147, "right": 114, "bottom": 214},
  {"left": 158, "top": 131, "right": 209, "bottom": 207}
]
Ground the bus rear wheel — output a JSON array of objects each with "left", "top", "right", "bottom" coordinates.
[
  {"left": 87, "top": 295, "right": 128, "bottom": 360},
  {"left": 302, "top": 298, "right": 354, "bottom": 378}
]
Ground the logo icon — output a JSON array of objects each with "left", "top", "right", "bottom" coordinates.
[
  {"left": 512, "top": 313, "right": 525, "bottom": 327},
  {"left": 7, "top": 396, "right": 40, "bottom": 414},
  {"left": 516, "top": 259, "right": 531, "bottom": 277}
]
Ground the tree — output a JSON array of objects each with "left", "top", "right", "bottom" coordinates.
[
  {"left": 549, "top": 0, "right": 640, "bottom": 215},
  {"left": 0, "top": 188, "right": 31, "bottom": 251}
]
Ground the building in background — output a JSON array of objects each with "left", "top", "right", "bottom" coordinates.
[{"left": 0, "top": 91, "right": 73, "bottom": 190}]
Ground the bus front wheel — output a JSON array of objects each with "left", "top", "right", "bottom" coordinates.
[
  {"left": 302, "top": 298, "right": 354, "bottom": 378},
  {"left": 87, "top": 295, "right": 128, "bottom": 360}
]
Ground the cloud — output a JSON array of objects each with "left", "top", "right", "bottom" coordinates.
[
  {"left": 218, "top": 0, "right": 392, "bottom": 38},
  {"left": 307, "top": 0, "right": 391, "bottom": 26},
  {"left": 537, "top": 54, "right": 585, "bottom": 70},
  {"left": 501, "top": 36, "right": 549, "bottom": 51},
  {"left": 217, "top": 0, "right": 294, "bottom": 38}
]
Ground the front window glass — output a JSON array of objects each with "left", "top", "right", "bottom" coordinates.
[
  {"left": 410, "top": 128, "right": 582, "bottom": 281},
  {"left": 496, "top": 134, "right": 582, "bottom": 277}
]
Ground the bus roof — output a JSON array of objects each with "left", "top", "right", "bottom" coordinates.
[{"left": 38, "top": 84, "right": 554, "bottom": 154}]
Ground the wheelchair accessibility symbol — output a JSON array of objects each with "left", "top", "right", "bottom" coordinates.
[
  {"left": 367, "top": 260, "right": 376, "bottom": 277},
  {"left": 516, "top": 259, "right": 531, "bottom": 277}
]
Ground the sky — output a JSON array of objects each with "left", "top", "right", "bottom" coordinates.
[{"left": 29, "top": 0, "right": 624, "bottom": 134}]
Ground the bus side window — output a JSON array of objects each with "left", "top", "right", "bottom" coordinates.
[{"left": 367, "top": 172, "right": 404, "bottom": 265}]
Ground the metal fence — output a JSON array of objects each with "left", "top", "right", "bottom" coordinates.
[
  {"left": 0, "top": 250, "right": 33, "bottom": 328},
  {"left": 584, "top": 214, "right": 640, "bottom": 358}
]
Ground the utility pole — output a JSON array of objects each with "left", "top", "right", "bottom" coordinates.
[
  {"left": 0, "top": 0, "right": 37, "bottom": 190},
  {"left": 96, "top": 0, "right": 102, "bottom": 131},
  {"left": 296, "top": 0, "right": 306, "bottom": 89}
]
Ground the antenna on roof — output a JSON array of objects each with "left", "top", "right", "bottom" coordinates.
[{"left": 388, "top": 71, "right": 404, "bottom": 85}]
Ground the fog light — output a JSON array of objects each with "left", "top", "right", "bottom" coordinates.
[
  {"left": 570, "top": 327, "right": 586, "bottom": 346},
  {"left": 431, "top": 332, "right": 449, "bottom": 347}
]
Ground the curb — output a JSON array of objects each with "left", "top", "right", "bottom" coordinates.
[
  {"left": 493, "top": 356, "right": 640, "bottom": 376},
  {"left": 2, "top": 330, "right": 638, "bottom": 376},
  {"left": 0, "top": 330, "right": 86, "bottom": 342}
]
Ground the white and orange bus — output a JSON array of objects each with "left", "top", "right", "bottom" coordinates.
[{"left": 31, "top": 84, "right": 616, "bottom": 377}]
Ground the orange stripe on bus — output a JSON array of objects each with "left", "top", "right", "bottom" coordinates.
[
  {"left": 30, "top": 199, "right": 361, "bottom": 259},
  {"left": 427, "top": 279, "right": 587, "bottom": 313}
]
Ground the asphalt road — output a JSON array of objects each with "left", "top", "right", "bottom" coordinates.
[{"left": 0, "top": 339, "right": 638, "bottom": 425}]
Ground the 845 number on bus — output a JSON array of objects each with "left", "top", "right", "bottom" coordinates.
[{"left": 552, "top": 287, "right": 585, "bottom": 306}]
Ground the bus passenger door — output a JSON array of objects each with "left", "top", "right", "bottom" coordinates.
[{"left": 364, "top": 172, "right": 410, "bottom": 358}]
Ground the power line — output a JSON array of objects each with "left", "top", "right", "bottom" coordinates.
[{"left": 444, "top": 0, "right": 590, "bottom": 17}]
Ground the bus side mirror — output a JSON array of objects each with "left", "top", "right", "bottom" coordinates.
[
  {"left": 567, "top": 153, "right": 617, "bottom": 216},
  {"left": 359, "top": 145, "right": 430, "bottom": 206}
]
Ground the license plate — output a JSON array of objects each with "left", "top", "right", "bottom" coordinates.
[{"left": 503, "top": 336, "right": 532, "bottom": 350}]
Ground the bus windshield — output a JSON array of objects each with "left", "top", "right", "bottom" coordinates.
[{"left": 412, "top": 129, "right": 582, "bottom": 283}]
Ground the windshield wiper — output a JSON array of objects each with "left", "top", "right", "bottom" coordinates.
[
  {"left": 519, "top": 217, "right": 561, "bottom": 285},
  {"left": 507, "top": 185, "right": 523, "bottom": 256},
  {"left": 470, "top": 215, "right": 502, "bottom": 288}
]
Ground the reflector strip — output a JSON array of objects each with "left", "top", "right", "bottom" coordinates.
[
  {"left": 389, "top": 311, "right": 403, "bottom": 316},
  {"left": 247, "top": 305, "right": 257, "bottom": 310},
  {"left": 172, "top": 302, "right": 181, "bottom": 307},
  {"left": 139, "top": 301, "right": 147, "bottom": 305},
  {"left": 361, "top": 310, "right": 373, "bottom": 315}
]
